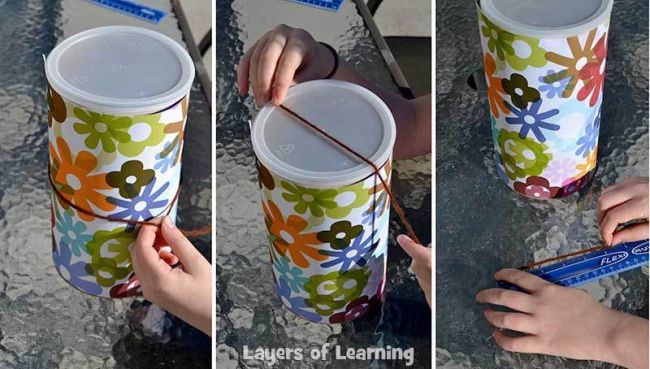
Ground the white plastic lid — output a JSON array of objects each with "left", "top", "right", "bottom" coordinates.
[
  {"left": 45, "top": 26, "right": 194, "bottom": 115},
  {"left": 251, "top": 80, "right": 396, "bottom": 189},
  {"left": 480, "top": 0, "right": 613, "bottom": 37}
]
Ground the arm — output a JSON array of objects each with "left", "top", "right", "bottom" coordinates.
[{"left": 237, "top": 25, "right": 431, "bottom": 159}]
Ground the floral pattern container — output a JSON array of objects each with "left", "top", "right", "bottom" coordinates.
[
  {"left": 251, "top": 80, "right": 396, "bottom": 323},
  {"left": 477, "top": 0, "right": 613, "bottom": 199},
  {"left": 45, "top": 26, "right": 194, "bottom": 297}
]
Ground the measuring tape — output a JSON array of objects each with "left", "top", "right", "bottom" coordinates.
[
  {"left": 287, "top": 0, "right": 344, "bottom": 12},
  {"left": 86, "top": 0, "right": 167, "bottom": 24},
  {"left": 499, "top": 239, "right": 649, "bottom": 289}
]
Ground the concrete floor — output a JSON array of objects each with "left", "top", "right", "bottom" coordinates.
[
  {"left": 176, "top": 0, "right": 432, "bottom": 84},
  {"left": 372, "top": 0, "right": 431, "bottom": 37},
  {"left": 178, "top": 0, "right": 212, "bottom": 80}
]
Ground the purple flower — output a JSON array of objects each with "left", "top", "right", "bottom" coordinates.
[
  {"left": 576, "top": 122, "right": 599, "bottom": 158},
  {"left": 53, "top": 240, "right": 102, "bottom": 295},
  {"left": 108, "top": 178, "right": 170, "bottom": 231},
  {"left": 319, "top": 229, "right": 378, "bottom": 272},
  {"left": 505, "top": 99, "right": 560, "bottom": 142}
]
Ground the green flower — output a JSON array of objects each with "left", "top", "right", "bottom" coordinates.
[
  {"left": 317, "top": 221, "right": 363, "bottom": 250},
  {"left": 106, "top": 160, "right": 155, "bottom": 198},
  {"left": 304, "top": 267, "right": 370, "bottom": 316},
  {"left": 502, "top": 73, "right": 540, "bottom": 109},
  {"left": 117, "top": 114, "right": 165, "bottom": 157},
  {"left": 497, "top": 129, "right": 552, "bottom": 180},
  {"left": 85, "top": 256, "right": 131, "bottom": 288},
  {"left": 325, "top": 182, "right": 371, "bottom": 219},
  {"left": 481, "top": 14, "right": 546, "bottom": 71},
  {"left": 73, "top": 108, "right": 132, "bottom": 152},
  {"left": 505, "top": 35, "right": 546, "bottom": 71},
  {"left": 481, "top": 14, "right": 515, "bottom": 62},
  {"left": 87, "top": 227, "right": 136, "bottom": 266},
  {"left": 281, "top": 181, "right": 338, "bottom": 217},
  {"left": 84, "top": 227, "right": 135, "bottom": 287}
]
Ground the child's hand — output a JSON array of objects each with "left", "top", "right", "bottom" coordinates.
[
  {"left": 131, "top": 216, "right": 212, "bottom": 336},
  {"left": 477, "top": 269, "right": 649, "bottom": 369},
  {"left": 397, "top": 235, "right": 432, "bottom": 307},
  {"left": 597, "top": 177, "right": 649, "bottom": 245},
  {"left": 237, "top": 24, "right": 335, "bottom": 107}
]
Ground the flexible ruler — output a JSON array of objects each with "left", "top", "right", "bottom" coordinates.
[
  {"left": 288, "top": 0, "right": 344, "bottom": 12},
  {"left": 499, "top": 239, "right": 649, "bottom": 288},
  {"left": 86, "top": 0, "right": 167, "bottom": 24}
]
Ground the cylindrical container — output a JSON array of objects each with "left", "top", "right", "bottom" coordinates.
[
  {"left": 251, "top": 80, "right": 396, "bottom": 323},
  {"left": 477, "top": 0, "right": 612, "bottom": 199},
  {"left": 45, "top": 26, "right": 195, "bottom": 297}
]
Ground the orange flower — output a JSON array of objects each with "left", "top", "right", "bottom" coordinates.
[
  {"left": 574, "top": 146, "right": 598, "bottom": 179},
  {"left": 545, "top": 29, "right": 598, "bottom": 98},
  {"left": 49, "top": 137, "right": 115, "bottom": 221},
  {"left": 161, "top": 96, "right": 189, "bottom": 166},
  {"left": 484, "top": 53, "right": 509, "bottom": 118},
  {"left": 262, "top": 200, "right": 324, "bottom": 268}
]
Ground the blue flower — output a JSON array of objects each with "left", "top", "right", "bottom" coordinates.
[
  {"left": 275, "top": 279, "right": 321, "bottom": 321},
  {"left": 108, "top": 178, "right": 169, "bottom": 231},
  {"left": 53, "top": 240, "right": 103, "bottom": 295},
  {"left": 575, "top": 122, "right": 599, "bottom": 158},
  {"left": 319, "top": 229, "right": 378, "bottom": 272},
  {"left": 505, "top": 100, "right": 560, "bottom": 142},
  {"left": 538, "top": 69, "right": 569, "bottom": 99},
  {"left": 55, "top": 209, "right": 92, "bottom": 257},
  {"left": 154, "top": 141, "right": 179, "bottom": 174},
  {"left": 274, "top": 255, "right": 308, "bottom": 293},
  {"left": 593, "top": 108, "right": 601, "bottom": 129},
  {"left": 362, "top": 198, "right": 386, "bottom": 225},
  {"left": 494, "top": 152, "right": 509, "bottom": 185}
]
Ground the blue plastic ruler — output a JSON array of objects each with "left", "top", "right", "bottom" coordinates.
[
  {"left": 288, "top": 0, "right": 344, "bottom": 12},
  {"left": 500, "top": 239, "right": 649, "bottom": 288},
  {"left": 86, "top": 0, "right": 167, "bottom": 24}
]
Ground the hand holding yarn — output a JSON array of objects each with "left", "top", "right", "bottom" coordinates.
[
  {"left": 397, "top": 235, "right": 432, "bottom": 307},
  {"left": 131, "top": 216, "right": 212, "bottom": 336},
  {"left": 237, "top": 24, "right": 335, "bottom": 107}
]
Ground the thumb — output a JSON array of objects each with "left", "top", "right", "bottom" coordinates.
[
  {"left": 160, "top": 216, "right": 205, "bottom": 274},
  {"left": 397, "top": 234, "right": 431, "bottom": 262}
]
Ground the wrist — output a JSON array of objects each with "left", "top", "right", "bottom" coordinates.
[
  {"left": 315, "top": 42, "right": 337, "bottom": 79},
  {"left": 596, "top": 308, "right": 639, "bottom": 367}
]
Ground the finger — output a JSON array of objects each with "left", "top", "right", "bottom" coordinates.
[
  {"left": 493, "top": 330, "right": 540, "bottom": 354},
  {"left": 271, "top": 37, "right": 309, "bottom": 105},
  {"left": 256, "top": 34, "right": 288, "bottom": 106},
  {"left": 250, "top": 35, "right": 270, "bottom": 107},
  {"left": 131, "top": 224, "right": 170, "bottom": 278},
  {"left": 397, "top": 234, "right": 431, "bottom": 262},
  {"left": 597, "top": 188, "right": 634, "bottom": 224},
  {"left": 237, "top": 40, "right": 258, "bottom": 96},
  {"left": 160, "top": 216, "right": 205, "bottom": 274},
  {"left": 495, "top": 269, "right": 550, "bottom": 292},
  {"left": 476, "top": 288, "right": 533, "bottom": 313},
  {"left": 600, "top": 200, "right": 649, "bottom": 245},
  {"left": 484, "top": 309, "right": 535, "bottom": 333},
  {"left": 157, "top": 248, "right": 180, "bottom": 266},
  {"left": 611, "top": 222, "right": 650, "bottom": 245}
]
